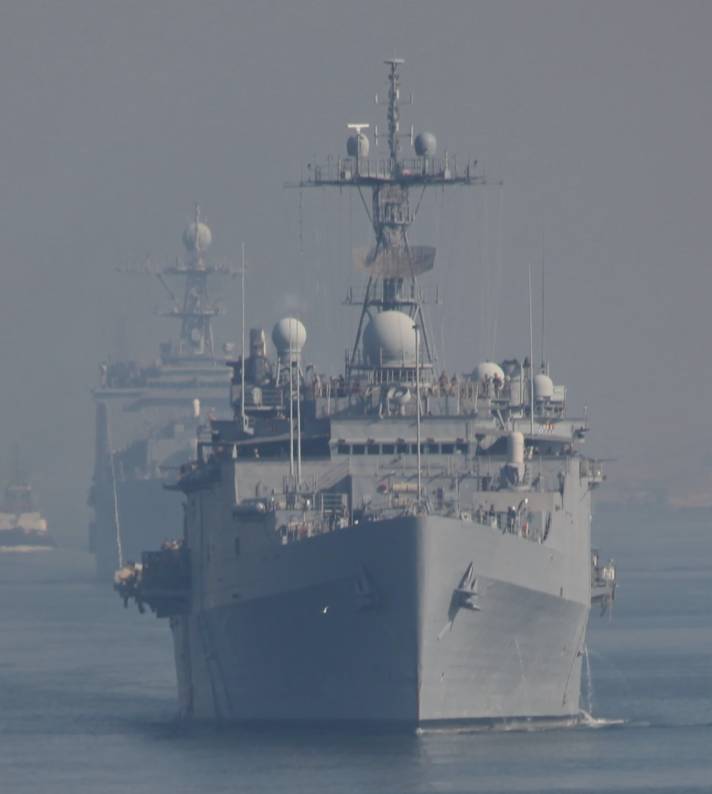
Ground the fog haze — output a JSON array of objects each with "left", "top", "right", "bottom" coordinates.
[{"left": 1, "top": 0, "right": 710, "bottom": 535}]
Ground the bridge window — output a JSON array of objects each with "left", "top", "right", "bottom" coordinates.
[
  {"left": 396, "top": 443, "right": 409, "bottom": 454},
  {"left": 337, "top": 442, "right": 349, "bottom": 455},
  {"left": 367, "top": 444, "right": 380, "bottom": 455},
  {"left": 441, "top": 443, "right": 455, "bottom": 454},
  {"left": 352, "top": 444, "right": 365, "bottom": 455},
  {"left": 382, "top": 444, "right": 395, "bottom": 455}
]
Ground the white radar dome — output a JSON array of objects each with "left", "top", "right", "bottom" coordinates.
[
  {"left": 183, "top": 221, "right": 212, "bottom": 252},
  {"left": 346, "top": 133, "right": 370, "bottom": 159},
  {"left": 363, "top": 310, "right": 417, "bottom": 367},
  {"left": 272, "top": 317, "right": 307, "bottom": 357},
  {"left": 534, "top": 372, "right": 554, "bottom": 400},
  {"left": 473, "top": 361, "right": 505, "bottom": 382},
  {"left": 414, "top": 131, "right": 437, "bottom": 157}
]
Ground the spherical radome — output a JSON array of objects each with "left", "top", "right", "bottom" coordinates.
[
  {"left": 414, "top": 131, "right": 437, "bottom": 157},
  {"left": 347, "top": 133, "right": 370, "bottom": 159},
  {"left": 534, "top": 372, "right": 554, "bottom": 400},
  {"left": 363, "top": 310, "right": 417, "bottom": 367},
  {"left": 183, "top": 221, "right": 212, "bottom": 252},
  {"left": 473, "top": 361, "right": 505, "bottom": 383},
  {"left": 272, "top": 317, "right": 307, "bottom": 356}
]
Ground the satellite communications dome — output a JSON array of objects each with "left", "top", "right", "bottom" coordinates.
[
  {"left": 414, "top": 131, "right": 437, "bottom": 157},
  {"left": 363, "top": 310, "right": 417, "bottom": 367},
  {"left": 272, "top": 317, "right": 307, "bottom": 357},
  {"left": 534, "top": 372, "right": 554, "bottom": 400},
  {"left": 347, "top": 133, "right": 370, "bottom": 159},
  {"left": 473, "top": 361, "right": 505, "bottom": 382},
  {"left": 183, "top": 221, "right": 212, "bottom": 252}
]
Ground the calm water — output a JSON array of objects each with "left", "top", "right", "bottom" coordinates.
[{"left": 1, "top": 506, "right": 710, "bottom": 793}]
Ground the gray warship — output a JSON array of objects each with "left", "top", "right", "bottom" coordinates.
[
  {"left": 89, "top": 207, "right": 233, "bottom": 578},
  {"left": 115, "top": 60, "right": 616, "bottom": 727}
]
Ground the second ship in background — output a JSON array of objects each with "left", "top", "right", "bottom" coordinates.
[{"left": 88, "top": 208, "right": 234, "bottom": 578}]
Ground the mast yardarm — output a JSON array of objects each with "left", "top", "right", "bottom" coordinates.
[
  {"left": 287, "top": 58, "right": 488, "bottom": 378},
  {"left": 120, "top": 203, "right": 237, "bottom": 360}
]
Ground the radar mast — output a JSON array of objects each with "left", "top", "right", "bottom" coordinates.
[
  {"left": 170, "top": 203, "right": 219, "bottom": 358},
  {"left": 289, "top": 58, "right": 487, "bottom": 381},
  {"left": 122, "top": 204, "right": 236, "bottom": 361}
]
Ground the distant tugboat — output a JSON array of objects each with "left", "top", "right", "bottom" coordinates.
[{"left": 0, "top": 449, "right": 54, "bottom": 550}]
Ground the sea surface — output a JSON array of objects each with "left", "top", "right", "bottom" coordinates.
[{"left": 1, "top": 505, "right": 710, "bottom": 794}]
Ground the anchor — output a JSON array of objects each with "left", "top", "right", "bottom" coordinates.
[{"left": 438, "top": 562, "right": 481, "bottom": 639}]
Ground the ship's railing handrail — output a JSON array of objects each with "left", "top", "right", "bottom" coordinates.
[
  {"left": 343, "top": 282, "right": 434, "bottom": 305},
  {"left": 471, "top": 503, "right": 549, "bottom": 543},
  {"left": 297, "top": 155, "right": 478, "bottom": 185},
  {"left": 271, "top": 486, "right": 552, "bottom": 548},
  {"left": 580, "top": 458, "right": 605, "bottom": 482},
  {"left": 242, "top": 385, "right": 284, "bottom": 408},
  {"left": 309, "top": 373, "right": 573, "bottom": 424}
]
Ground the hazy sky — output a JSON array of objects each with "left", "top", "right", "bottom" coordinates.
[{"left": 1, "top": 0, "right": 711, "bottom": 532}]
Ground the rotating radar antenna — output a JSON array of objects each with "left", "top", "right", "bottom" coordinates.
[{"left": 287, "top": 57, "right": 491, "bottom": 378}]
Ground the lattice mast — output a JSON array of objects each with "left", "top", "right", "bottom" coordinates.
[
  {"left": 289, "top": 58, "right": 486, "bottom": 377},
  {"left": 122, "top": 204, "right": 235, "bottom": 359},
  {"left": 167, "top": 203, "right": 220, "bottom": 357}
]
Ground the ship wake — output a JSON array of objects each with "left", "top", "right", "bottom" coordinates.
[{"left": 416, "top": 711, "right": 626, "bottom": 736}]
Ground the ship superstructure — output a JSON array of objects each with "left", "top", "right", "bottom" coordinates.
[
  {"left": 89, "top": 207, "right": 234, "bottom": 578},
  {"left": 116, "top": 61, "right": 616, "bottom": 726}
]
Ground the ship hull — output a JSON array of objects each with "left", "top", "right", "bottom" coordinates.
[
  {"left": 0, "top": 529, "right": 55, "bottom": 549},
  {"left": 170, "top": 515, "right": 589, "bottom": 725}
]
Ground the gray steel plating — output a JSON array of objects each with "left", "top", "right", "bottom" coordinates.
[
  {"left": 114, "top": 59, "right": 615, "bottom": 726},
  {"left": 167, "top": 452, "right": 591, "bottom": 723}
]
